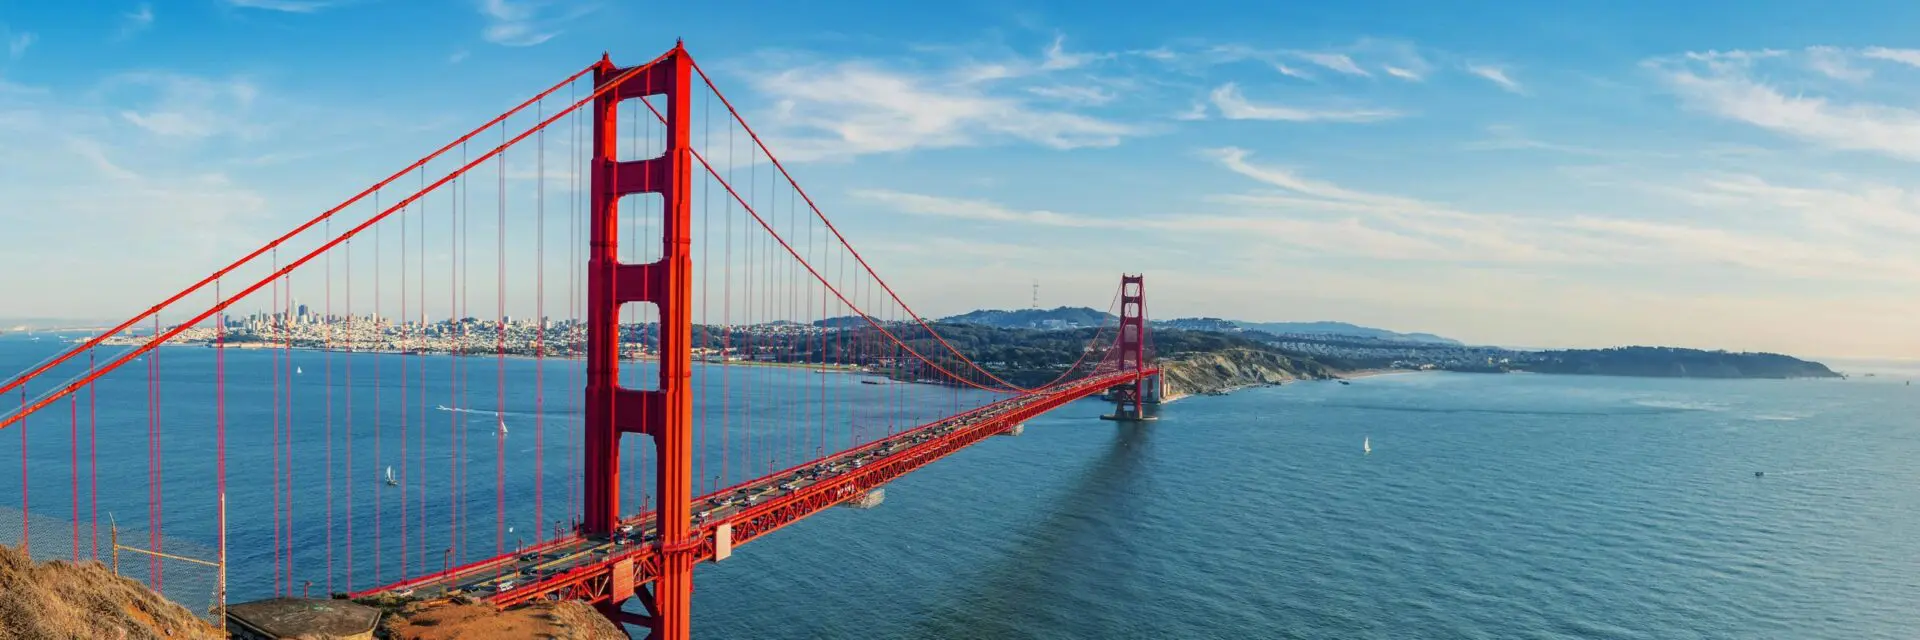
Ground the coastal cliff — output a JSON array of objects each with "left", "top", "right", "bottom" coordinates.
[{"left": 1156, "top": 348, "right": 1334, "bottom": 400}]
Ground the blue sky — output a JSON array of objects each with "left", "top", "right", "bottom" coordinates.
[{"left": 4, "top": 1, "right": 1920, "bottom": 358}]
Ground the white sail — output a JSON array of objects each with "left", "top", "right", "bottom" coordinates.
[{"left": 1363, "top": 437, "right": 1371, "bottom": 454}]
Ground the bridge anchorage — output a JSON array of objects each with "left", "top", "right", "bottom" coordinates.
[{"left": 0, "top": 41, "right": 1159, "bottom": 640}]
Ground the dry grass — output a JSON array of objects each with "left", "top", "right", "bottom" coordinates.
[
  {"left": 380, "top": 598, "right": 627, "bottom": 640},
  {"left": 0, "top": 544, "right": 224, "bottom": 640}
]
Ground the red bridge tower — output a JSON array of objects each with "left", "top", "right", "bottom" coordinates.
[
  {"left": 1102, "top": 274, "right": 1157, "bottom": 422},
  {"left": 584, "top": 45, "right": 696, "bottom": 639}
]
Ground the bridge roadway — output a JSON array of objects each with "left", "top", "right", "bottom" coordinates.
[{"left": 353, "top": 368, "right": 1155, "bottom": 609}]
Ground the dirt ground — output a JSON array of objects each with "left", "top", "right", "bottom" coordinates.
[
  {"left": 0, "top": 544, "right": 224, "bottom": 640},
  {"left": 380, "top": 598, "right": 628, "bottom": 640}
]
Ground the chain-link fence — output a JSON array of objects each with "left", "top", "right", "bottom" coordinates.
[{"left": 0, "top": 504, "right": 224, "bottom": 623}]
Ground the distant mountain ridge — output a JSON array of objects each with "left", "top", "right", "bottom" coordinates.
[
  {"left": 938, "top": 306, "right": 1116, "bottom": 330},
  {"left": 938, "top": 308, "right": 1459, "bottom": 345},
  {"left": 1155, "top": 317, "right": 1460, "bottom": 345},
  {"left": 1232, "top": 320, "right": 1461, "bottom": 345}
]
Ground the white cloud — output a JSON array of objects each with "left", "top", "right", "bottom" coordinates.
[
  {"left": 1806, "top": 46, "right": 1870, "bottom": 81},
  {"left": 1273, "top": 63, "right": 1312, "bottom": 80},
  {"left": 745, "top": 55, "right": 1140, "bottom": 161},
  {"left": 1173, "top": 102, "right": 1208, "bottom": 121},
  {"left": 1465, "top": 64, "right": 1524, "bottom": 93},
  {"left": 1861, "top": 47, "right": 1920, "bottom": 68},
  {"left": 224, "top": 0, "right": 344, "bottom": 12},
  {"left": 1650, "top": 46, "right": 1920, "bottom": 161},
  {"left": 1040, "top": 34, "right": 1103, "bottom": 71},
  {"left": 1027, "top": 84, "right": 1115, "bottom": 105},
  {"left": 1179, "top": 39, "right": 1452, "bottom": 85},
  {"left": 109, "top": 73, "right": 262, "bottom": 139},
  {"left": 449, "top": 49, "right": 471, "bottom": 64},
  {"left": 5, "top": 29, "right": 33, "bottom": 59},
  {"left": 1201, "top": 147, "right": 1920, "bottom": 281},
  {"left": 478, "top": 0, "right": 593, "bottom": 47},
  {"left": 852, "top": 189, "right": 1110, "bottom": 227},
  {"left": 1132, "top": 47, "right": 1176, "bottom": 62},
  {"left": 1298, "top": 52, "right": 1369, "bottom": 76},
  {"left": 1207, "top": 83, "right": 1402, "bottom": 122},
  {"left": 1384, "top": 66, "right": 1422, "bottom": 81},
  {"left": 120, "top": 4, "right": 155, "bottom": 38}
]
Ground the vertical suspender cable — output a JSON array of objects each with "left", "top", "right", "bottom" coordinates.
[
  {"left": 375, "top": 192, "right": 385, "bottom": 585},
  {"left": 496, "top": 120, "right": 508, "bottom": 556},
  {"left": 535, "top": 97, "right": 547, "bottom": 543},
  {"left": 346, "top": 207, "right": 357, "bottom": 590},
  {"left": 326, "top": 216, "right": 336, "bottom": 593}
]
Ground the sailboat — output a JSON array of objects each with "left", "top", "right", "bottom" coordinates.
[
  {"left": 296, "top": 366, "right": 304, "bottom": 375},
  {"left": 385, "top": 466, "right": 398, "bottom": 486},
  {"left": 1363, "top": 436, "right": 1372, "bottom": 455},
  {"left": 497, "top": 417, "right": 508, "bottom": 436}
]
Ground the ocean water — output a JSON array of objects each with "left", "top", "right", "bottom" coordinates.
[{"left": 4, "top": 334, "right": 1920, "bottom": 638}]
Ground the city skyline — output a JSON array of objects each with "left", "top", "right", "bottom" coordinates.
[{"left": 4, "top": 2, "right": 1920, "bottom": 357}]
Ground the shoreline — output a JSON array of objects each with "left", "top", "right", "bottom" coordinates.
[
  {"left": 103, "top": 340, "right": 872, "bottom": 375},
  {"left": 1335, "top": 368, "right": 1428, "bottom": 380}
]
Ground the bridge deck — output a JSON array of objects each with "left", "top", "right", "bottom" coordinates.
[{"left": 354, "top": 369, "right": 1153, "bottom": 608}]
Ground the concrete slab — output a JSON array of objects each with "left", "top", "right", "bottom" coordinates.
[{"left": 227, "top": 597, "right": 381, "bottom": 640}]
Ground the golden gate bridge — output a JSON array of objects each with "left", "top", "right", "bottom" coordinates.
[{"left": 0, "top": 42, "right": 1159, "bottom": 639}]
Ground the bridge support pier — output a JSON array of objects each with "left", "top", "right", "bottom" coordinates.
[
  {"left": 1100, "top": 407, "right": 1158, "bottom": 422},
  {"left": 839, "top": 487, "right": 886, "bottom": 509}
]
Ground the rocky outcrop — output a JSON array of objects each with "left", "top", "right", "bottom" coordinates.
[
  {"left": 1157, "top": 348, "right": 1333, "bottom": 400},
  {"left": 379, "top": 598, "right": 628, "bottom": 640}
]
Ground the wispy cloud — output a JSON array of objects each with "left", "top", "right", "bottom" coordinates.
[
  {"left": 1384, "top": 66, "right": 1422, "bottom": 81},
  {"left": 1201, "top": 146, "right": 1920, "bottom": 281},
  {"left": 1861, "top": 46, "right": 1920, "bottom": 68},
  {"left": 449, "top": 49, "right": 471, "bottom": 64},
  {"left": 223, "top": 0, "right": 345, "bottom": 12},
  {"left": 1207, "top": 83, "right": 1402, "bottom": 122},
  {"left": 1027, "top": 84, "right": 1115, "bottom": 105},
  {"left": 478, "top": 0, "right": 593, "bottom": 47},
  {"left": 120, "top": 4, "right": 155, "bottom": 39},
  {"left": 4, "top": 28, "right": 34, "bottom": 60},
  {"left": 1649, "top": 47, "right": 1920, "bottom": 161},
  {"left": 1298, "top": 52, "right": 1369, "bottom": 76},
  {"left": 1806, "top": 46, "right": 1870, "bottom": 81},
  {"left": 1273, "top": 63, "right": 1312, "bottom": 80},
  {"left": 108, "top": 73, "right": 262, "bottom": 139},
  {"left": 1463, "top": 124, "right": 1651, "bottom": 157},
  {"left": 1465, "top": 64, "right": 1524, "bottom": 93},
  {"left": 743, "top": 47, "right": 1142, "bottom": 161},
  {"left": 1039, "top": 34, "right": 1105, "bottom": 71},
  {"left": 852, "top": 189, "right": 1111, "bottom": 227}
]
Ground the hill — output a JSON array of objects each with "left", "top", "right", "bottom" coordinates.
[
  {"left": 1516, "top": 347, "right": 1840, "bottom": 379},
  {"left": 940, "top": 309, "right": 1461, "bottom": 346},
  {"left": 939, "top": 306, "right": 1115, "bottom": 330},
  {"left": 0, "top": 544, "right": 224, "bottom": 639},
  {"left": 1230, "top": 320, "right": 1461, "bottom": 345},
  {"left": 1149, "top": 317, "right": 1458, "bottom": 345}
]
